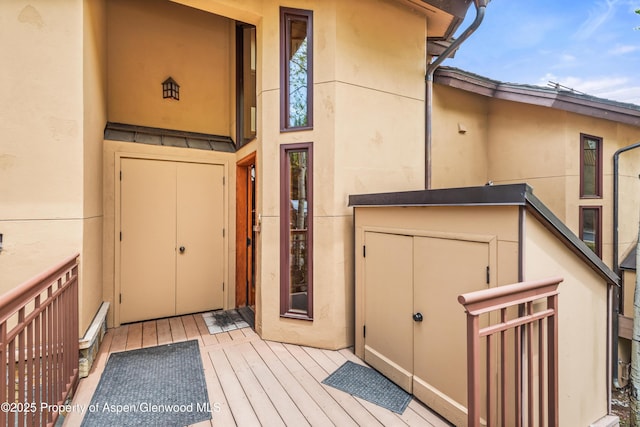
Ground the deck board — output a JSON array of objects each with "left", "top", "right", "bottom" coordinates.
[
  {"left": 141, "top": 320, "right": 157, "bottom": 348},
  {"left": 238, "top": 341, "right": 310, "bottom": 426},
  {"left": 69, "top": 315, "right": 451, "bottom": 427},
  {"left": 224, "top": 343, "right": 286, "bottom": 426},
  {"left": 168, "top": 316, "right": 187, "bottom": 342},
  {"left": 125, "top": 322, "right": 142, "bottom": 350},
  {"left": 156, "top": 318, "right": 172, "bottom": 345}
]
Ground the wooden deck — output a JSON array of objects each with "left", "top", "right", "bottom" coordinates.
[{"left": 65, "top": 314, "right": 451, "bottom": 426}]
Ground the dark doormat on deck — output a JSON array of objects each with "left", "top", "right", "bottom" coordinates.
[
  {"left": 81, "top": 340, "right": 211, "bottom": 427},
  {"left": 322, "top": 360, "right": 412, "bottom": 414},
  {"left": 202, "top": 308, "right": 250, "bottom": 334}
]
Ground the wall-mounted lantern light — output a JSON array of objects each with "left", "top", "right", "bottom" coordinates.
[{"left": 162, "top": 77, "right": 180, "bottom": 100}]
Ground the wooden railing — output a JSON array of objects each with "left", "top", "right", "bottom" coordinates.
[
  {"left": 458, "top": 277, "right": 562, "bottom": 427},
  {"left": 0, "top": 254, "right": 79, "bottom": 427}
]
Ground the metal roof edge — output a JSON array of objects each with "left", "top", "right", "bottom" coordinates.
[
  {"left": 349, "top": 183, "right": 529, "bottom": 207},
  {"left": 434, "top": 67, "right": 640, "bottom": 127},
  {"left": 524, "top": 188, "right": 619, "bottom": 286}
]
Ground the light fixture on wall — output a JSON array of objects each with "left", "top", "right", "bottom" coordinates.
[{"left": 162, "top": 77, "right": 180, "bottom": 100}]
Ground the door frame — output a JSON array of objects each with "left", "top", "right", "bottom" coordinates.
[
  {"left": 113, "top": 152, "right": 229, "bottom": 327},
  {"left": 235, "top": 152, "right": 257, "bottom": 308}
]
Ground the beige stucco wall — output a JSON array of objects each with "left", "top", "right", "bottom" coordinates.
[
  {"left": 433, "top": 83, "right": 640, "bottom": 271},
  {"left": 107, "top": 0, "right": 234, "bottom": 136},
  {"left": 524, "top": 215, "right": 609, "bottom": 426},
  {"left": 432, "top": 85, "right": 489, "bottom": 188},
  {"left": 0, "top": 1, "right": 107, "bottom": 334},
  {"left": 617, "top": 144, "right": 640, "bottom": 269},
  {"left": 82, "top": 0, "right": 107, "bottom": 334}
]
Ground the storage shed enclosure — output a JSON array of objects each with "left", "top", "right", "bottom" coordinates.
[{"left": 350, "top": 183, "right": 617, "bottom": 427}]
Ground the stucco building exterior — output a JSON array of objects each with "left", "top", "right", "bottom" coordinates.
[{"left": 2, "top": 0, "right": 639, "bottom": 424}]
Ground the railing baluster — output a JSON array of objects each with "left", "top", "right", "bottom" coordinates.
[
  {"left": 486, "top": 333, "right": 494, "bottom": 426},
  {"left": 27, "top": 315, "right": 34, "bottom": 427},
  {"left": 515, "top": 322, "right": 522, "bottom": 427},
  {"left": 527, "top": 302, "right": 534, "bottom": 427},
  {"left": 500, "top": 308, "right": 507, "bottom": 427},
  {"left": 0, "top": 322, "right": 7, "bottom": 426},
  {"left": 8, "top": 334, "right": 16, "bottom": 427},
  {"left": 47, "top": 286, "right": 54, "bottom": 425},
  {"left": 18, "top": 307, "right": 26, "bottom": 427},
  {"left": 459, "top": 277, "right": 562, "bottom": 427},
  {"left": 35, "top": 297, "right": 41, "bottom": 425},
  {"left": 538, "top": 317, "right": 545, "bottom": 427}
]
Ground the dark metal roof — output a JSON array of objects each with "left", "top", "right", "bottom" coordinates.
[
  {"left": 350, "top": 183, "right": 619, "bottom": 286},
  {"left": 620, "top": 247, "right": 637, "bottom": 271},
  {"left": 349, "top": 183, "right": 529, "bottom": 207},
  {"left": 434, "top": 67, "right": 640, "bottom": 127},
  {"left": 104, "top": 122, "right": 236, "bottom": 153}
]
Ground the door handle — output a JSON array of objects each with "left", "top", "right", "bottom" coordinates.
[
  {"left": 179, "top": 246, "right": 186, "bottom": 254},
  {"left": 413, "top": 312, "right": 423, "bottom": 322}
]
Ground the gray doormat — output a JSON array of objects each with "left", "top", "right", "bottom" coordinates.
[
  {"left": 202, "top": 308, "right": 249, "bottom": 334},
  {"left": 81, "top": 340, "right": 211, "bottom": 426},
  {"left": 322, "top": 361, "right": 412, "bottom": 414}
]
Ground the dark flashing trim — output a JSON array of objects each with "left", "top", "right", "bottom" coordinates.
[
  {"left": 104, "top": 122, "right": 236, "bottom": 153},
  {"left": 434, "top": 67, "right": 640, "bottom": 127},
  {"left": 524, "top": 189, "right": 618, "bottom": 286},
  {"left": 349, "top": 183, "right": 619, "bottom": 286},
  {"left": 620, "top": 247, "right": 636, "bottom": 271},
  {"left": 349, "top": 183, "right": 529, "bottom": 207}
]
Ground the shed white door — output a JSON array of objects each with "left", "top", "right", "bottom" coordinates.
[
  {"left": 363, "top": 232, "right": 489, "bottom": 426},
  {"left": 120, "top": 158, "right": 224, "bottom": 324}
]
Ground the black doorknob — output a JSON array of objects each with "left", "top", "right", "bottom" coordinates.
[
  {"left": 413, "top": 312, "right": 423, "bottom": 322},
  {"left": 179, "top": 246, "right": 185, "bottom": 253}
]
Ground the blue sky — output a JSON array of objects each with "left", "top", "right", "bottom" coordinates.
[{"left": 446, "top": 0, "right": 640, "bottom": 105}]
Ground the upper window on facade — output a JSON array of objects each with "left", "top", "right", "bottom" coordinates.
[
  {"left": 237, "top": 23, "right": 257, "bottom": 147},
  {"left": 580, "top": 134, "right": 602, "bottom": 198},
  {"left": 280, "top": 8, "right": 313, "bottom": 131}
]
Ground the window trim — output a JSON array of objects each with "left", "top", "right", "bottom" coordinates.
[
  {"left": 279, "top": 142, "right": 314, "bottom": 319},
  {"left": 579, "top": 205, "right": 602, "bottom": 257},
  {"left": 279, "top": 7, "right": 313, "bottom": 132},
  {"left": 236, "top": 23, "right": 257, "bottom": 148},
  {"left": 579, "top": 133, "right": 603, "bottom": 199}
]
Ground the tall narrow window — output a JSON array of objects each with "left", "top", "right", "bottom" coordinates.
[
  {"left": 236, "top": 23, "right": 257, "bottom": 147},
  {"left": 280, "top": 8, "right": 313, "bottom": 131},
  {"left": 580, "top": 134, "right": 602, "bottom": 198},
  {"left": 580, "top": 206, "right": 602, "bottom": 257},
  {"left": 280, "top": 143, "right": 313, "bottom": 319}
]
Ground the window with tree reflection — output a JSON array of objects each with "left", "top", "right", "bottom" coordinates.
[
  {"left": 280, "top": 143, "right": 313, "bottom": 318},
  {"left": 580, "top": 206, "right": 601, "bottom": 257},
  {"left": 280, "top": 8, "right": 313, "bottom": 131}
]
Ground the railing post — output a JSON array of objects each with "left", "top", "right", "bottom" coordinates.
[{"left": 548, "top": 293, "right": 559, "bottom": 426}]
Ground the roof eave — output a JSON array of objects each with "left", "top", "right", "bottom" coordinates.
[{"left": 434, "top": 67, "right": 640, "bottom": 127}]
